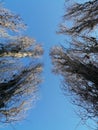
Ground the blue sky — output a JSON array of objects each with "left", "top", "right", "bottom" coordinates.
[{"left": 2, "top": 0, "right": 90, "bottom": 130}]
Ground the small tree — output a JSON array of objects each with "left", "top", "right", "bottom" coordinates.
[{"left": 0, "top": 4, "right": 43, "bottom": 123}]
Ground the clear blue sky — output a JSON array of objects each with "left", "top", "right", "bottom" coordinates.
[{"left": 2, "top": 0, "right": 90, "bottom": 130}]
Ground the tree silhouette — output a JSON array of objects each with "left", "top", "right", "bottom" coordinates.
[
  {"left": 50, "top": 36, "right": 98, "bottom": 121},
  {"left": 50, "top": 0, "right": 98, "bottom": 128},
  {"left": 0, "top": 4, "right": 43, "bottom": 123}
]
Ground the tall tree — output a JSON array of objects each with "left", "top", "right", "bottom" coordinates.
[
  {"left": 50, "top": 0, "right": 98, "bottom": 128},
  {"left": 50, "top": 36, "right": 98, "bottom": 121},
  {"left": 0, "top": 4, "right": 43, "bottom": 123}
]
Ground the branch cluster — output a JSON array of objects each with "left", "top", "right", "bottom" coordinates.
[
  {"left": 0, "top": 4, "right": 43, "bottom": 123},
  {"left": 50, "top": 0, "right": 98, "bottom": 127}
]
